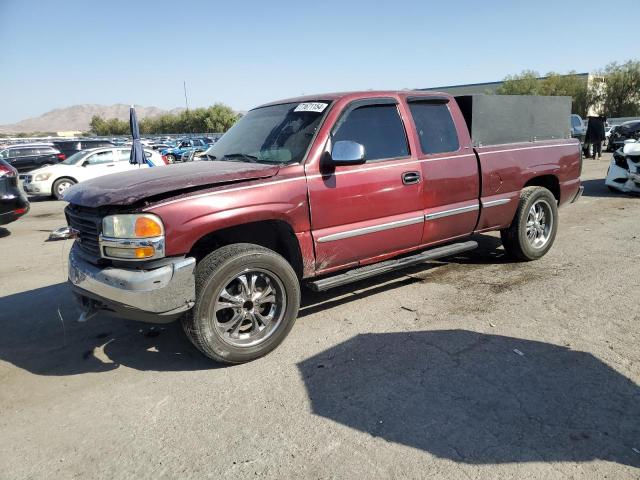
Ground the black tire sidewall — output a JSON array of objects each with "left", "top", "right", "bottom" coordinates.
[
  {"left": 53, "top": 178, "right": 75, "bottom": 200},
  {"left": 191, "top": 248, "right": 300, "bottom": 363},
  {"left": 515, "top": 189, "right": 558, "bottom": 260}
]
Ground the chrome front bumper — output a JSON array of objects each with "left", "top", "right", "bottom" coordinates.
[{"left": 68, "top": 244, "right": 196, "bottom": 323}]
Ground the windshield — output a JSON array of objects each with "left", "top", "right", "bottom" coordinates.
[
  {"left": 571, "top": 115, "right": 582, "bottom": 129},
  {"left": 205, "top": 101, "right": 331, "bottom": 164},
  {"left": 61, "top": 150, "right": 93, "bottom": 165}
]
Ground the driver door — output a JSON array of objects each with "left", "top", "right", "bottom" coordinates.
[{"left": 306, "top": 99, "right": 425, "bottom": 272}]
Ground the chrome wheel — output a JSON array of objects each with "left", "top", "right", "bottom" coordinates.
[
  {"left": 525, "top": 199, "right": 553, "bottom": 249},
  {"left": 212, "top": 269, "right": 286, "bottom": 347},
  {"left": 56, "top": 180, "right": 73, "bottom": 196}
]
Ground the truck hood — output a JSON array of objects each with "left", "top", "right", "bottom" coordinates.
[{"left": 63, "top": 161, "right": 280, "bottom": 207}]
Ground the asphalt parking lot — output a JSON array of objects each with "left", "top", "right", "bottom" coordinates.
[{"left": 0, "top": 153, "right": 638, "bottom": 479}]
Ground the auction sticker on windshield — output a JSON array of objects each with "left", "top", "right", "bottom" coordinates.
[{"left": 294, "top": 102, "right": 328, "bottom": 113}]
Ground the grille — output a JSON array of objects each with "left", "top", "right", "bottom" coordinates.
[{"left": 65, "top": 205, "right": 102, "bottom": 258}]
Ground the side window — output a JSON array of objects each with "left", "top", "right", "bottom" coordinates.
[
  {"left": 118, "top": 149, "right": 131, "bottom": 161},
  {"left": 0, "top": 150, "right": 7, "bottom": 159},
  {"left": 333, "top": 104, "right": 409, "bottom": 161},
  {"left": 85, "top": 150, "right": 115, "bottom": 165},
  {"left": 408, "top": 102, "right": 459, "bottom": 154}
]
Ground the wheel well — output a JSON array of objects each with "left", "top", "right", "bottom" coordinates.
[
  {"left": 51, "top": 176, "right": 77, "bottom": 195},
  {"left": 524, "top": 175, "right": 560, "bottom": 202},
  {"left": 188, "top": 220, "right": 304, "bottom": 278}
]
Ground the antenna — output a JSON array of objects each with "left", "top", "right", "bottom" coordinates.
[{"left": 183, "top": 80, "right": 189, "bottom": 111}]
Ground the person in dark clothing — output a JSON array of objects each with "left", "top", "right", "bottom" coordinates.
[{"left": 585, "top": 116, "right": 606, "bottom": 159}]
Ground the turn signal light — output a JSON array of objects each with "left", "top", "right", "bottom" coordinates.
[
  {"left": 104, "top": 246, "right": 155, "bottom": 259},
  {"left": 135, "top": 217, "right": 163, "bottom": 237}
]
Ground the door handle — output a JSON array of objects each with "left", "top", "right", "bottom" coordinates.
[{"left": 402, "top": 171, "right": 421, "bottom": 185}]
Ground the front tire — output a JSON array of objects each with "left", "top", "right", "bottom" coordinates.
[
  {"left": 500, "top": 186, "right": 558, "bottom": 261},
  {"left": 182, "top": 243, "right": 300, "bottom": 364},
  {"left": 165, "top": 154, "right": 176, "bottom": 163},
  {"left": 52, "top": 177, "right": 76, "bottom": 200}
]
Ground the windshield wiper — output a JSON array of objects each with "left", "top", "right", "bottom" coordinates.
[{"left": 221, "top": 153, "right": 260, "bottom": 163}]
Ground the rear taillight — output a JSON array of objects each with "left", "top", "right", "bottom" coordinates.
[
  {"left": 56, "top": 153, "right": 66, "bottom": 160},
  {"left": 0, "top": 163, "right": 16, "bottom": 177},
  {"left": 161, "top": 155, "right": 169, "bottom": 165},
  {"left": 14, "top": 208, "right": 27, "bottom": 215}
]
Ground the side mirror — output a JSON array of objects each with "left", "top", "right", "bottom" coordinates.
[{"left": 330, "top": 140, "right": 366, "bottom": 166}]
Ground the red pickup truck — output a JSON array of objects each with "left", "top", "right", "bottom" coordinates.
[{"left": 65, "top": 91, "right": 583, "bottom": 364}]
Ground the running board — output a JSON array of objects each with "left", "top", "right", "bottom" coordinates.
[{"left": 307, "top": 240, "right": 478, "bottom": 292}]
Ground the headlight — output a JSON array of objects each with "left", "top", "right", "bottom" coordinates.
[
  {"left": 102, "top": 214, "right": 164, "bottom": 238},
  {"left": 34, "top": 173, "right": 52, "bottom": 181},
  {"left": 100, "top": 214, "right": 165, "bottom": 260}
]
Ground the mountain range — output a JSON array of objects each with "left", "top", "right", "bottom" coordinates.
[{"left": 0, "top": 104, "right": 185, "bottom": 134}]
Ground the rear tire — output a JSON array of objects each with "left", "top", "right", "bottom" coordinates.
[
  {"left": 165, "top": 154, "right": 176, "bottom": 163},
  {"left": 182, "top": 243, "right": 300, "bottom": 364},
  {"left": 500, "top": 186, "right": 558, "bottom": 261}
]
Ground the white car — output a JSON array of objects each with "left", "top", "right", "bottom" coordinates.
[
  {"left": 605, "top": 140, "right": 640, "bottom": 194},
  {"left": 20, "top": 147, "right": 167, "bottom": 200}
]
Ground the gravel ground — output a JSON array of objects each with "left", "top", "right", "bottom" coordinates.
[{"left": 0, "top": 154, "right": 638, "bottom": 479}]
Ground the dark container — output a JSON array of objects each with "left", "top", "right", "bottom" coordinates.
[{"left": 454, "top": 94, "right": 572, "bottom": 147}]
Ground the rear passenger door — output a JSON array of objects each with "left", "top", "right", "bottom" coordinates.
[
  {"left": 406, "top": 98, "right": 480, "bottom": 244},
  {"left": 79, "top": 150, "right": 118, "bottom": 180},
  {"left": 307, "top": 98, "right": 425, "bottom": 271},
  {"left": 35, "top": 147, "right": 60, "bottom": 166}
]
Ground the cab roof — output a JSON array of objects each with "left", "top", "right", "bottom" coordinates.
[{"left": 257, "top": 90, "right": 453, "bottom": 109}]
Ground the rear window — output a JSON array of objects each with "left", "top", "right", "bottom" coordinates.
[
  {"left": 408, "top": 102, "right": 460, "bottom": 154},
  {"left": 82, "top": 141, "right": 112, "bottom": 148},
  {"left": 14, "top": 147, "right": 38, "bottom": 156},
  {"left": 36, "top": 147, "right": 57, "bottom": 154}
]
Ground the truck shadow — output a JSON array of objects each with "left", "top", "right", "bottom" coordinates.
[
  {"left": 580, "top": 178, "right": 639, "bottom": 198},
  {"left": 0, "top": 283, "right": 216, "bottom": 376},
  {"left": 1, "top": 234, "right": 507, "bottom": 376},
  {"left": 300, "top": 234, "right": 508, "bottom": 317},
  {"left": 298, "top": 330, "right": 640, "bottom": 468}
]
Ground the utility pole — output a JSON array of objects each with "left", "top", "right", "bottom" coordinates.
[{"left": 183, "top": 80, "right": 190, "bottom": 111}]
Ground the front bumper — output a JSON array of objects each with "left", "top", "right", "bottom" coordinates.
[
  {"left": 22, "top": 180, "right": 50, "bottom": 195},
  {"left": 68, "top": 244, "right": 196, "bottom": 323},
  {"left": 605, "top": 162, "right": 640, "bottom": 194}
]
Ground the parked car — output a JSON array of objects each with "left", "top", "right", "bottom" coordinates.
[
  {"left": 179, "top": 148, "right": 208, "bottom": 162},
  {"left": 52, "top": 139, "right": 115, "bottom": 159},
  {"left": 64, "top": 91, "right": 582, "bottom": 364},
  {"left": 571, "top": 114, "right": 586, "bottom": 143},
  {"left": 21, "top": 147, "right": 167, "bottom": 200},
  {"left": 0, "top": 144, "right": 66, "bottom": 173},
  {"left": 605, "top": 140, "right": 640, "bottom": 194},
  {"left": 0, "top": 158, "right": 29, "bottom": 226},
  {"left": 608, "top": 120, "right": 640, "bottom": 151},
  {"left": 161, "top": 138, "right": 213, "bottom": 163},
  {"left": 604, "top": 125, "right": 613, "bottom": 148}
]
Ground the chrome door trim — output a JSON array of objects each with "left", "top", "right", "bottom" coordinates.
[
  {"left": 424, "top": 204, "right": 479, "bottom": 221},
  {"left": 481, "top": 198, "right": 511, "bottom": 208},
  {"left": 316, "top": 215, "right": 424, "bottom": 243}
]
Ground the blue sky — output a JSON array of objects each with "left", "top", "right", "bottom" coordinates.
[{"left": 0, "top": 0, "right": 636, "bottom": 124}]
